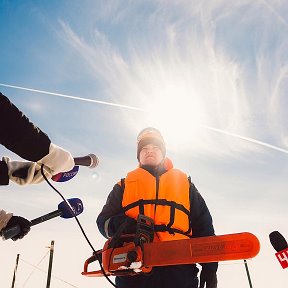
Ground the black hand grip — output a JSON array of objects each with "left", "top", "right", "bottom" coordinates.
[{"left": 1, "top": 225, "right": 21, "bottom": 240}]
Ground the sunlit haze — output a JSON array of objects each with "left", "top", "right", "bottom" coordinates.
[{"left": 0, "top": 1, "right": 288, "bottom": 287}]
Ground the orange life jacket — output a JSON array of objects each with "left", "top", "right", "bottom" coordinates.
[{"left": 121, "top": 167, "right": 192, "bottom": 241}]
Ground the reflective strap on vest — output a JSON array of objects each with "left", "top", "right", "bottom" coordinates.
[
  {"left": 122, "top": 198, "right": 191, "bottom": 236},
  {"left": 154, "top": 224, "right": 191, "bottom": 237}
]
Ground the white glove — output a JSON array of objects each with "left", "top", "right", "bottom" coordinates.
[
  {"left": 0, "top": 209, "right": 13, "bottom": 231},
  {"left": 37, "top": 143, "right": 74, "bottom": 175},
  {"left": 2, "top": 157, "right": 52, "bottom": 185}
]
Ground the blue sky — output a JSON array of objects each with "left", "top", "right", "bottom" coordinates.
[{"left": 0, "top": 1, "right": 288, "bottom": 287}]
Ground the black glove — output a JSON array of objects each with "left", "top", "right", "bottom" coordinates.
[
  {"left": 5, "top": 216, "right": 32, "bottom": 241},
  {"left": 108, "top": 214, "right": 137, "bottom": 236},
  {"left": 199, "top": 269, "right": 217, "bottom": 288}
]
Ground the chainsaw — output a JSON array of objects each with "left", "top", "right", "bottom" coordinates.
[{"left": 82, "top": 215, "right": 260, "bottom": 277}]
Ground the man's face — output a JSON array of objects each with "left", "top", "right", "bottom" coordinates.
[{"left": 139, "top": 144, "right": 164, "bottom": 167}]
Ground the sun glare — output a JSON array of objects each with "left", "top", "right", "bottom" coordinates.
[
  {"left": 132, "top": 53, "right": 246, "bottom": 156},
  {"left": 143, "top": 85, "right": 210, "bottom": 153}
]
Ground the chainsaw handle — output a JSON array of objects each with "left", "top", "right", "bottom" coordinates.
[
  {"left": 83, "top": 255, "right": 97, "bottom": 273},
  {"left": 82, "top": 254, "right": 108, "bottom": 277}
]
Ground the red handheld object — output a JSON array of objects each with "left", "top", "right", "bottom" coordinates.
[{"left": 82, "top": 232, "right": 260, "bottom": 277}]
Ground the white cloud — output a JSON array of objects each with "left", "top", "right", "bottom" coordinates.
[{"left": 58, "top": 0, "right": 288, "bottom": 158}]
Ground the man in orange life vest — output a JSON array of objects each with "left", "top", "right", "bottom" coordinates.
[{"left": 97, "top": 127, "right": 218, "bottom": 288}]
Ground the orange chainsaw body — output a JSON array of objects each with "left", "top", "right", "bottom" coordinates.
[{"left": 82, "top": 232, "right": 260, "bottom": 277}]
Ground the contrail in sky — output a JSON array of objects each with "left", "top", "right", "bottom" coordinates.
[
  {"left": 0, "top": 83, "right": 144, "bottom": 112},
  {"left": 1, "top": 83, "right": 288, "bottom": 155},
  {"left": 259, "top": 0, "right": 288, "bottom": 29},
  {"left": 202, "top": 125, "right": 288, "bottom": 155}
]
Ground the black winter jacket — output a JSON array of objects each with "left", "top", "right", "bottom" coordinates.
[{"left": 0, "top": 92, "right": 51, "bottom": 185}]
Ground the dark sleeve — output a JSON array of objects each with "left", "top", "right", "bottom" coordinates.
[
  {"left": 97, "top": 183, "right": 125, "bottom": 238},
  {"left": 189, "top": 181, "right": 218, "bottom": 272},
  {"left": 189, "top": 182, "right": 215, "bottom": 237},
  {"left": 0, "top": 93, "right": 51, "bottom": 161},
  {"left": 96, "top": 182, "right": 137, "bottom": 238}
]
